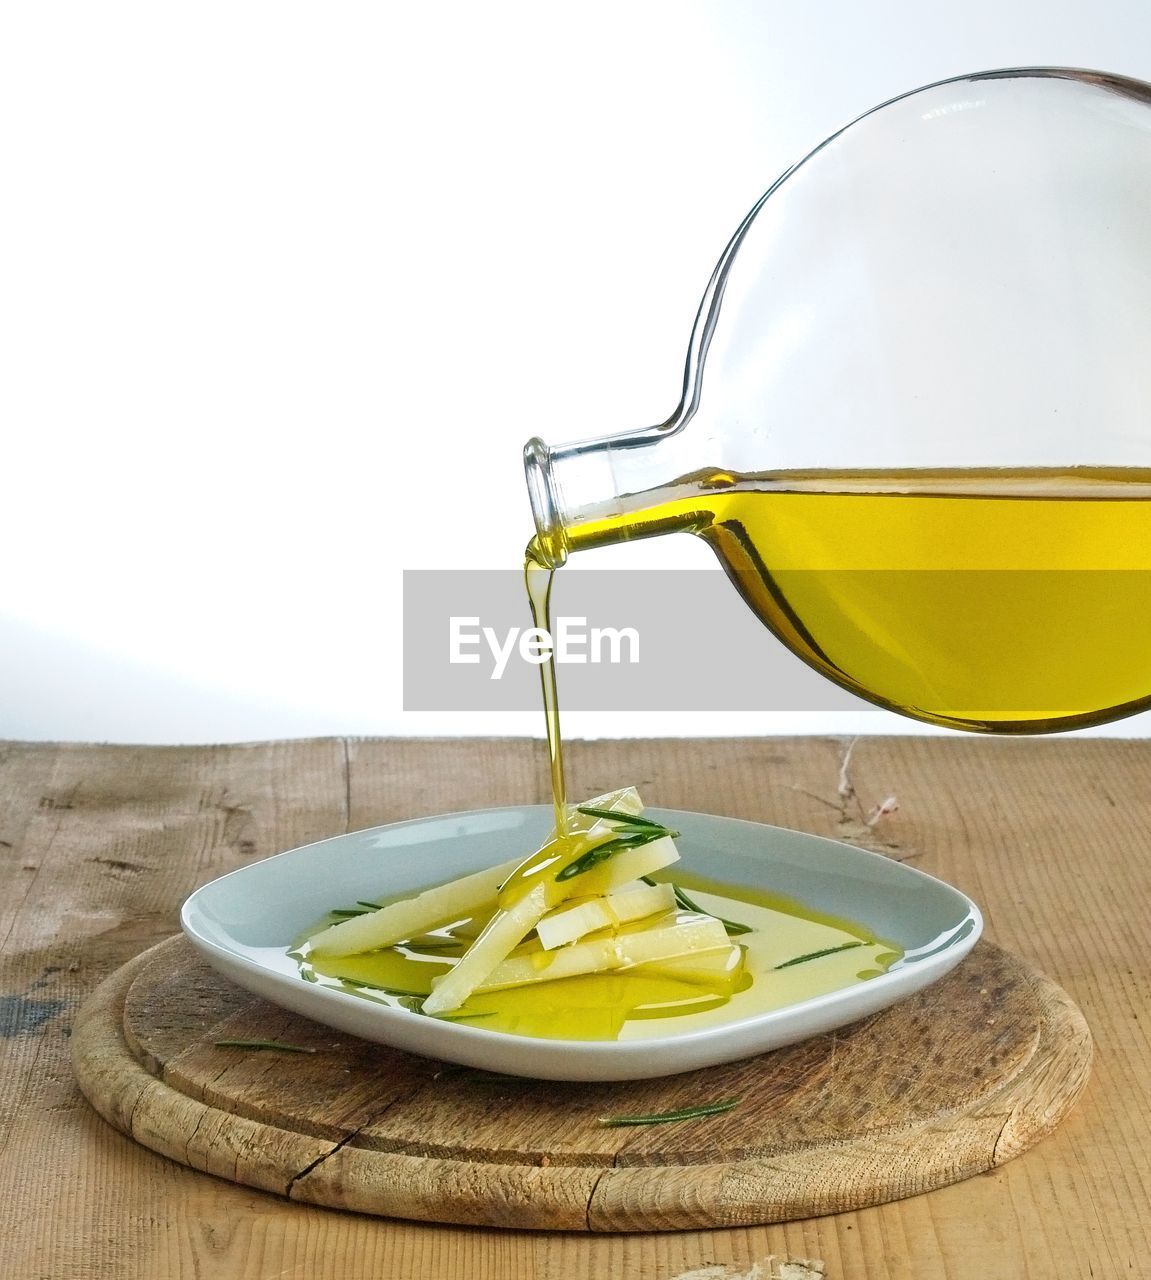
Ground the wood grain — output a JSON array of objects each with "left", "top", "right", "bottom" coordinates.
[
  {"left": 71, "top": 934, "right": 1090, "bottom": 1231},
  {"left": 0, "top": 737, "right": 1147, "bottom": 1277}
]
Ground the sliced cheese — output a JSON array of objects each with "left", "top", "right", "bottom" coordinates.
[
  {"left": 306, "top": 857, "right": 518, "bottom": 957},
  {"left": 475, "top": 914, "right": 731, "bottom": 993},
  {"left": 423, "top": 793, "right": 678, "bottom": 1015},
  {"left": 536, "top": 880, "right": 675, "bottom": 950},
  {"left": 308, "top": 786, "right": 644, "bottom": 959}
]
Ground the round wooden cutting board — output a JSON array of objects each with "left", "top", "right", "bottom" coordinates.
[{"left": 71, "top": 936, "right": 1091, "bottom": 1232}]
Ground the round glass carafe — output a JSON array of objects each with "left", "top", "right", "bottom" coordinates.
[{"left": 525, "top": 68, "right": 1151, "bottom": 733}]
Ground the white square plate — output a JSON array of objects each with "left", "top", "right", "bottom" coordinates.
[{"left": 180, "top": 805, "right": 981, "bottom": 1081}]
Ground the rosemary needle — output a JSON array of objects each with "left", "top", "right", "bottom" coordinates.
[
  {"left": 326, "top": 899, "right": 386, "bottom": 919},
  {"left": 640, "top": 876, "right": 752, "bottom": 936},
  {"left": 774, "top": 940, "right": 865, "bottom": 969},
  {"left": 599, "top": 1098, "right": 740, "bottom": 1127},
  {"left": 214, "top": 1038, "right": 317, "bottom": 1054},
  {"left": 575, "top": 806, "right": 667, "bottom": 829},
  {"left": 671, "top": 885, "right": 751, "bottom": 935}
]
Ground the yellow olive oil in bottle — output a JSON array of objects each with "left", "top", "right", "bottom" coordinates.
[{"left": 553, "top": 466, "right": 1151, "bottom": 733}]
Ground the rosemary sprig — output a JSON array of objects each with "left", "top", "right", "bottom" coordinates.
[
  {"left": 598, "top": 1098, "right": 740, "bottom": 1127},
  {"left": 328, "top": 899, "right": 385, "bottom": 919},
  {"left": 674, "top": 887, "right": 751, "bottom": 935},
  {"left": 214, "top": 1038, "right": 317, "bottom": 1054},
  {"left": 342, "top": 978, "right": 426, "bottom": 997},
  {"left": 450, "top": 1068, "right": 535, "bottom": 1085},
  {"left": 393, "top": 995, "right": 494, "bottom": 1021},
  {"left": 575, "top": 806, "right": 667, "bottom": 829},
  {"left": 640, "top": 876, "right": 752, "bottom": 936},
  {"left": 557, "top": 814, "right": 680, "bottom": 882},
  {"left": 774, "top": 940, "right": 866, "bottom": 969}
]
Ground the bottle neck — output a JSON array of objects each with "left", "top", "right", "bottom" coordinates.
[{"left": 523, "top": 425, "right": 692, "bottom": 567}]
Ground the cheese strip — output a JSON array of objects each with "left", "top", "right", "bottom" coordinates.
[
  {"left": 307, "top": 857, "right": 518, "bottom": 957},
  {"left": 629, "top": 945, "right": 746, "bottom": 991},
  {"left": 536, "top": 881, "right": 676, "bottom": 951},
  {"left": 474, "top": 914, "right": 731, "bottom": 993},
  {"left": 566, "top": 836, "right": 680, "bottom": 897}
]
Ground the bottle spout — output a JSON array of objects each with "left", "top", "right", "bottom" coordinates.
[
  {"left": 525, "top": 422, "right": 692, "bottom": 567},
  {"left": 523, "top": 437, "right": 569, "bottom": 567}
]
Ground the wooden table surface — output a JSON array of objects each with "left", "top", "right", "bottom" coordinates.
[{"left": 2, "top": 735, "right": 1149, "bottom": 1280}]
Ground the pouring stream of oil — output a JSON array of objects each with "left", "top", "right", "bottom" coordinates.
[{"left": 524, "top": 551, "right": 567, "bottom": 836}]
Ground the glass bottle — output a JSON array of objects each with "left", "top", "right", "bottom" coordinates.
[{"left": 524, "top": 67, "right": 1151, "bottom": 733}]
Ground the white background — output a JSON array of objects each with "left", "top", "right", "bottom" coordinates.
[{"left": 3, "top": 0, "right": 1150, "bottom": 743}]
